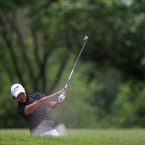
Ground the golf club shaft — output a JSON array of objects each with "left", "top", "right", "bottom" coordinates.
[{"left": 65, "top": 36, "right": 88, "bottom": 88}]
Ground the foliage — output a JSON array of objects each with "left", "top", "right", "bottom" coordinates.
[
  {"left": 48, "top": 61, "right": 98, "bottom": 128},
  {"left": 80, "top": 0, "right": 145, "bottom": 83},
  {"left": 112, "top": 81, "right": 145, "bottom": 128},
  {"left": 1, "top": 0, "right": 145, "bottom": 129}
]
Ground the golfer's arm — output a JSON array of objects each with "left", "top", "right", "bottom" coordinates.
[
  {"left": 43, "top": 93, "right": 61, "bottom": 109},
  {"left": 44, "top": 92, "right": 60, "bottom": 101},
  {"left": 24, "top": 100, "right": 43, "bottom": 115},
  {"left": 46, "top": 101, "right": 61, "bottom": 109},
  {"left": 24, "top": 93, "right": 60, "bottom": 115}
]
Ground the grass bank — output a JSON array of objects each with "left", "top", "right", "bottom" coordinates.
[{"left": 0, "top": 129, "right": 145, "bottom": 145}]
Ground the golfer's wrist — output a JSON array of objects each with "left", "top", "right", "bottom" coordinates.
[{"left": 40, "top": 97, "right": 48, "bottom": 106}]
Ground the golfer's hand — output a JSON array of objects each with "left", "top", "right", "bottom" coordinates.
[
  {"left": 57, "top": 87, "right": 66, "bottom": 95},
  {"left": 57, "top": 88, "right": 67, "bottom": 103},
  {"left": 58, "top": 93, "right": 65, "bottom": 103}
]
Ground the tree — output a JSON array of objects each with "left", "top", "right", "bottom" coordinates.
[
  {"left": 80, "top": 0, "right": 145, "bottom": 83},
  {"left": 1, "top": 0, "right": 145, "bottom": 128},
  {"left": 0, "top": 1, "right": 79, "bottom": 93},
  {"left": 0, "top": 0, "right": 98, "bottom": 128}
]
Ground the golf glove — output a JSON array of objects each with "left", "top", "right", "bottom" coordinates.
[{"left": 58, "top": 92, "right": 65, "bottom": 103}]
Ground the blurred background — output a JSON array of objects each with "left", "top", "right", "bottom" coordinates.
[{"left": 1, "top": 0, "right": 145, "bottom": 129}]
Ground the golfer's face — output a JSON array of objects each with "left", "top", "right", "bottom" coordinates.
[{"left": 16, "top": 92, "right": 27, "bottom": 103}]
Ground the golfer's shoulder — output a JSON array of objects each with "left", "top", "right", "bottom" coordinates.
[{"left": 30, "top": 92, "right": 45, "bottom": 99}]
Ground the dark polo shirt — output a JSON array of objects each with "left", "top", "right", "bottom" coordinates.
[{"left": 17, "top": 93, "right": 54, "bottom": 135}]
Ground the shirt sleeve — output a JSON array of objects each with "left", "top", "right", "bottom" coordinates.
[
  {"left": 35, "top": 93, "right": 45, "bottom": 100},
  {"left": 17, "top": 93, "right": 45, "bottom": 116},
  {"left": 17, "top": 104, "right": 26, "bottom": 116}
]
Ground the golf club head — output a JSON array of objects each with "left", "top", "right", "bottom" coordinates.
[{"left": 83, "top": 36, "right": 88, "bottom": 40}]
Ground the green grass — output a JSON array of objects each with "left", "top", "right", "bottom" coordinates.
[{"left": 0, "top": 129, "right": 145, "bottom": 145}]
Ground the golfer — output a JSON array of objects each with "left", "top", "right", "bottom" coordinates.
[{"left": 11, "top": 83, "right": 66, "bottom": 136}]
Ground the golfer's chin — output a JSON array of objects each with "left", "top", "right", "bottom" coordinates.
[{"left": 20, "top": 99, "right": 27, "bottom": 103}]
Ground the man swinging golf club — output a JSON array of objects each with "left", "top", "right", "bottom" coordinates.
[
  {"left": 11, "top": 83, "right": 66, "bottom": 136},
  {"left": 10, "top": 36, "right": 88, "bottom": 136}
]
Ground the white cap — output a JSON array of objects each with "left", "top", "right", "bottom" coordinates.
[{"left": 11, "top": 84, "right": 25, "bottom": 97}]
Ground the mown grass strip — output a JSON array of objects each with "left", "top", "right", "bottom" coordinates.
[{"left": 0, "top": 132, "right": 145, "bottom": 145}]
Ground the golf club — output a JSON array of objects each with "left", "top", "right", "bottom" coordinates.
[
  {"left": 58, "top": 36, "right": 88, "bottom": 102},
  {"left": 65, "top": 36, "right": 88, "bottom": 89}
]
